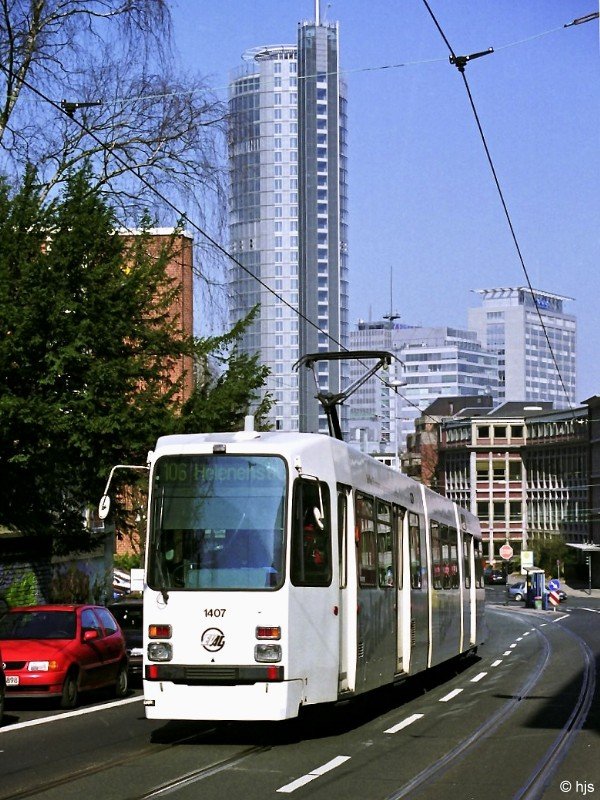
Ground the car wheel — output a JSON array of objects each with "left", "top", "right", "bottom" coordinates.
[
  {"left": 114, "top": 661, "right": 129, "bottom": 698},
  {"left": 514, "top": 593, "right": 523, "bottom": 602},
  {"left": 60, "top": 669, "right": 79, "bottom": 709}
]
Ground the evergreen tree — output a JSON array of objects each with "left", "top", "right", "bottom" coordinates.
[
  {"left": 0, "top": 168, "right": 272, "bottom": 553},
  {"left": 180, "top": 310, "right": 273, "bottom": 434},
  {"left": 0, "top": 168, "right": 191, "bottom": 551}
]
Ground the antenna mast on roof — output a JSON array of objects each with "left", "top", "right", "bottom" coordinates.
[{"left": 383, "top": 267, "right": 401, "bottom": 324}]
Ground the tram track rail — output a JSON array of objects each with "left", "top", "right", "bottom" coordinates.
[
  {"left": 126, "top": 745, "right": 271, "bottom": 800},
  {"left": 0, "top": 722, "right": 267, "bottom": 800},
  {"left": 386, "top": 612, "right": 595, "bottom": 800},
  {"left": 514, "top": 626, "right": 596, "bottom": 800}
]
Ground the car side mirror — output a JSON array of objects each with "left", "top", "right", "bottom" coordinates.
[{"left": 83, "top": 628, "right": 100, "bottom": 643}]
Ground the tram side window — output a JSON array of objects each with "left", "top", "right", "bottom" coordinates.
[
  {"left": 409, "top": 513, "right": 422, "bottom": 589},
  {"left": 394, "top": 505, "right": 404, "bottom": 590},
  {"left": 377, "top": 500, "right": 394, "bottom": 588},
  {"left": 431, "top": 520, "right": 442, "bottom": 590},
  {"left": 474, "top": 538, "right": 484, "bottom": 588},
  {"left": 291, "top": 479, "right": 332, "bottom": 587},
  {"left": 463, "top": 534, "right": 471, "bottom": 589},
  {"left": 451, "top": 528, "right": 460, "bottom": 588},
  {"left": 440, "top": 524, "right": 451, "bottom": 589},
  {"left": 445, "top": 526, "right": 459, "bottom": 589},
  {"left": 355, "top": 493, "right": 377, "bottom": 588}
]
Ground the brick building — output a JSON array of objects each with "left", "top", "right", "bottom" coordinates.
[
  {"left": 121, "top": 228, "right": 195, "bottom": 403},
  {"left": 115, "top": 229, "right": 195, "bottom": 560}
]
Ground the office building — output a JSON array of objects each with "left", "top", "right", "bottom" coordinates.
[
  {"left": 228, "top": 9, "right": 348, "bottom": 433},
  {"left": 405, "top": 398, "right": 598, "bottom": 584},
  {"left": 348, "top": 321, "right": 499, "bottom": 454},
  {"left": 468, "top": 287, "right": 576, "bottom": 408}
]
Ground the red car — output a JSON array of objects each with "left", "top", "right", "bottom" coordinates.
[
  {"left": 0, "top": 646, "right": 5, "bottom": 724},
  {"left": 0, "top": 604, "right": 129, "bottom": 709}
]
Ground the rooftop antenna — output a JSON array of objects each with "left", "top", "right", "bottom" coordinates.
[{"left": 383, "top": 267, "right": 401, "bottom": 325}]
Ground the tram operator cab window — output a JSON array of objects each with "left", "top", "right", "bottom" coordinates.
[
  {"left": 147, "top": 455, "right": 286, "bottom": 591},
  {"left": 291, "top": 479, "right": 332, "bottom": 587}
]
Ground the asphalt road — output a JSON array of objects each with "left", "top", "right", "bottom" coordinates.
[{"left": 1, "top": 595, "right": 598, "bottom": 800}]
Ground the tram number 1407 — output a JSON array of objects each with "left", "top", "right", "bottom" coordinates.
[{"left": 204, "top": 608, "right": 227, "bottom": 618}]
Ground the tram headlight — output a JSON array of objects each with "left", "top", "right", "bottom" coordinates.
[
  {"left": 254, "top": 643, "right": 282, "bottom": 663},
  {"left": 148, "top": 642, "right": 173, "bottom": 662}
]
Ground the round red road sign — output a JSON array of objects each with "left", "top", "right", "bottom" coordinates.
[{"left": 499, "top": 543, "right": 513, "bottom": 560}]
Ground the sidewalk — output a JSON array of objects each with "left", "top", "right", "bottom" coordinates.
[
  {"left": 505, "top": 575, "right": 600, "bottom": 601},
  {"left": 559, "top": 581, "right": 600, "bottom": 600}
]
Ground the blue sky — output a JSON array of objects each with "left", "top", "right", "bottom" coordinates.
[{"left": 171, "top": 0, "right": 599, "bottom": 403}]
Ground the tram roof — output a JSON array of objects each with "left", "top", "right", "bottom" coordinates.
[{"left": 154, "top": 430, "right": 346, "bottom": 450}]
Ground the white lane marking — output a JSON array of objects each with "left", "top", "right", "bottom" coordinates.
[
  {"left": 581, "top": 608, "right": 600, "bottom": 614},
  {"left": 311, "top": 756, "right": 351, "bottom": 776},
  {"left": 384, "top": 713, "right": 424, "bottom": 734},
  {"left": 502, "top": 651, "right": 512, "bottom": 656},
  {"left": 552, "top": 614, "right": 570, "bottom": 622},
  {"left": 439, "top": 688, "right": 463, "bottom": 703},
  {"left": 277, "top": 756, "right": 351, "bottom": 794},
  {"left": 491, "top": 659, "right": 503, "bottom": 667},
  {"left": 277, "top": 775, "right": 317, "bottom": 793},
  {"left": 470, "top": 672, "right": 487, "bottom": 683},
  {"left": 516, "top": 637, "right": 523, "bottom": 641},
  {"left": 509, "top": 643, "right": 518, "bottom": 649},
  {"left": 523, "top": 631, "right": 531, "bottom": 636},
  {"left": 0, "top": 695, "right": 143, "bottom": 734}
]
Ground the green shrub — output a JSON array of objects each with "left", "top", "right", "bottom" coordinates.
[
  {"left": 114, "top": 552, "right": 143, "bottom": 571},
  {"left": 5, "top": 572, "right": 39, "bottom": 606}
]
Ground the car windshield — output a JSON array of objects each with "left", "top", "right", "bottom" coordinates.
[{"left": 0, "top": 610, "right": 77, "bottom": 640}]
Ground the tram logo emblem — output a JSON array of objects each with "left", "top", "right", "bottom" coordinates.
[{"left": 201, "top": 627, "right": 226, "bottom": 652}]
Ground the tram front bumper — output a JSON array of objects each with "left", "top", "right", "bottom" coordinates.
[{"left": 143, "top": 677, "right": 305, "bottom": 721}]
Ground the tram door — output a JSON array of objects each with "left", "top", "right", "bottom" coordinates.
[
  {"left": 290, "top": 478, "right": 340, "bottom": 705},
  {"left": 355, "top": 494, "right": 397, "bottom": 691},
  {"left": 336, "top": 485, "right": 354, "bottom": 694},
  {"left": 394, "top": 506, "right": 405, "bottom": 673},
  {"left": 408, "top": 512, "right": 429, "bottom": 674}
]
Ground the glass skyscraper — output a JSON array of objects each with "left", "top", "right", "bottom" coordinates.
[{"left": 228, "top": 14, "right": 348, "bottom": 433}]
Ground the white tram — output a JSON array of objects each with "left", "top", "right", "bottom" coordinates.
[{"left": 142, "top": 428, "right": 485, "bottom": 722}]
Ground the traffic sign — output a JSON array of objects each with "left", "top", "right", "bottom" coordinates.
[
  {"left": 548, "top": 578, "right": 560, "bottom": 591},
  {"left": 499, "top": 543, "right": 513, "bottom": 560},
  {"left": 548, "top": 590, "right": 560, "bottom": 607}
]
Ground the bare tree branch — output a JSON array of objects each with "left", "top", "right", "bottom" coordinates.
[{"left": 0, "top": 1, "right": 229, "bottom": 311}]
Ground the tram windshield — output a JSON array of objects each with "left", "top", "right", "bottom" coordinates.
[{"left": 147, "top": 455, "right": 287, "bottom": 591}]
